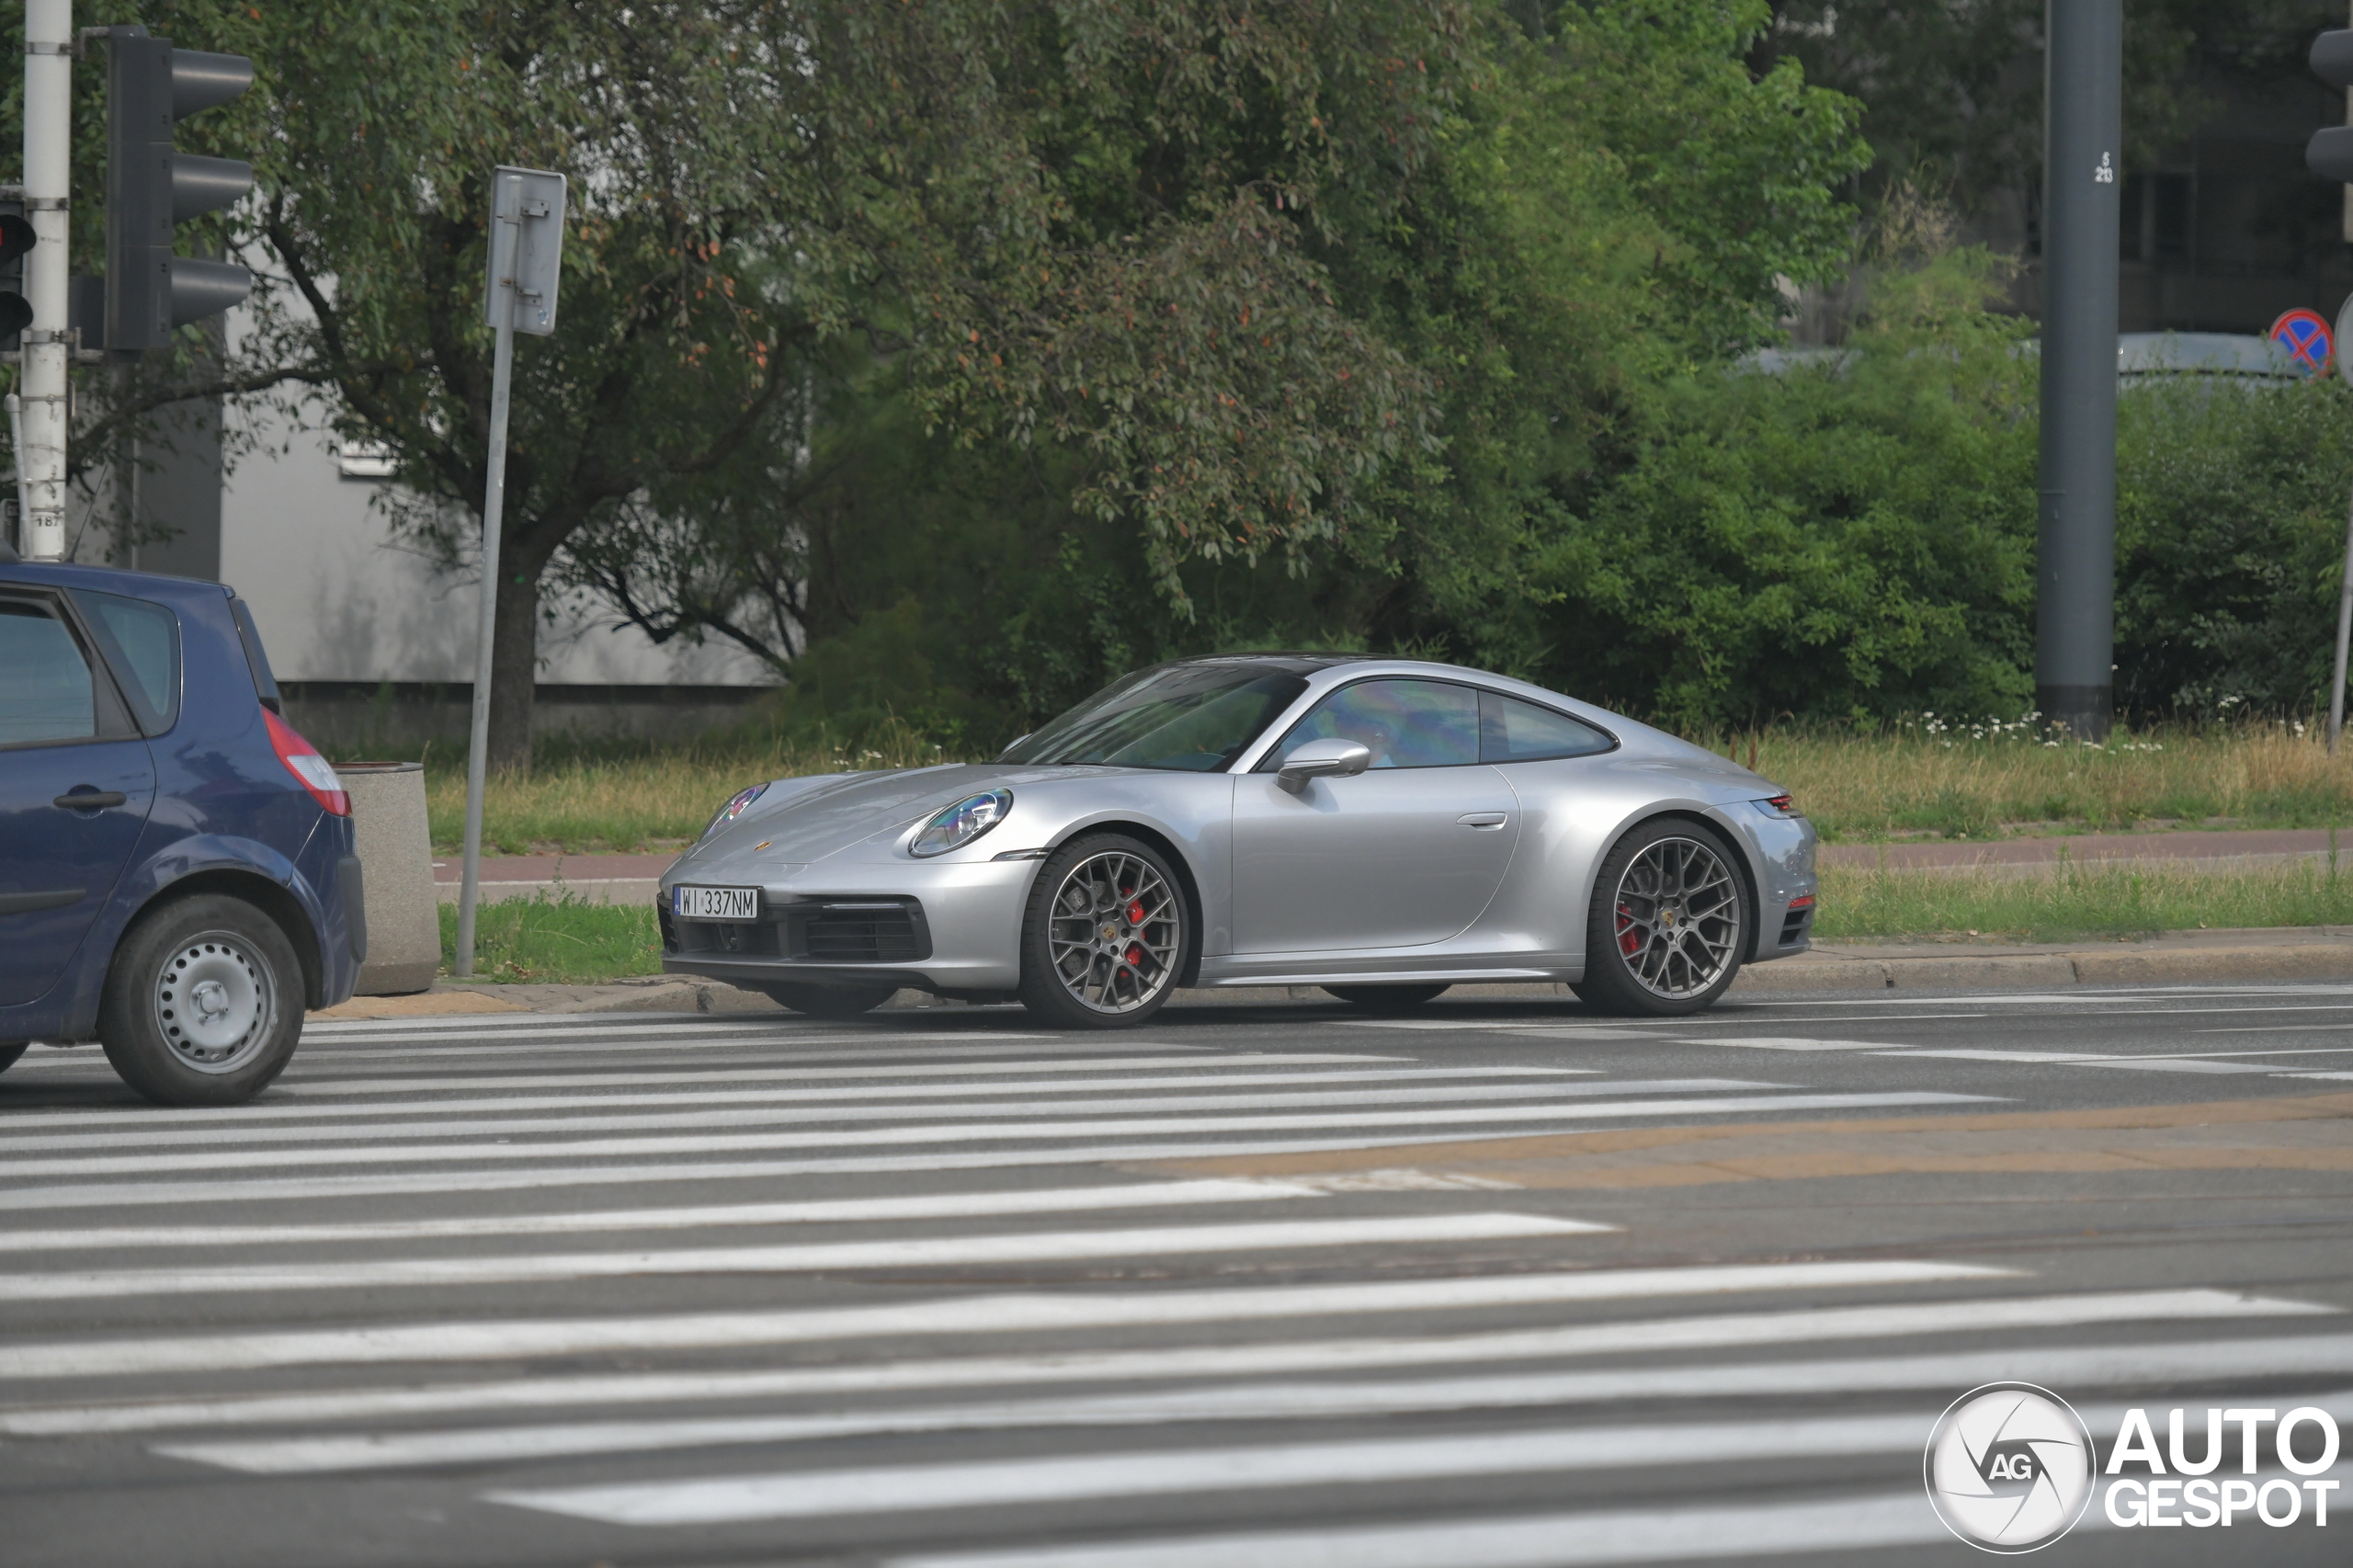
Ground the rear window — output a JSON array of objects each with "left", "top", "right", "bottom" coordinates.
[
  {"left": 0, "top": 598, "right": 97, "bottom": 745},
  {"left": 227, "top": 597, "right": 282, "bottom": 713},
  {"left": 71, "top": 588, "right": 181, "bottom": 734},
  {"left": 1477, "top": 691, "right": 1614, "bottom": 763}
]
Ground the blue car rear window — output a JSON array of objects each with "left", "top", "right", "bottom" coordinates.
[
  {"left": 71, "top": 588, "right": 181, "bottom": 734},
  {"left": 0, "top": 600, "right": 97, "bottom": 744}
]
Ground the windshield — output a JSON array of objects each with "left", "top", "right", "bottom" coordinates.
[{"left": 1000, "top": 665, "right": 1310, "bottom": 772}]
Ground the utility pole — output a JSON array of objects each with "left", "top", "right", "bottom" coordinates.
[
  {"left": 19, "top": 0, "right": 70, "bottom": 561},
  {"left": 2036, "top": 0, "right": 2121, "bottom": 741}
]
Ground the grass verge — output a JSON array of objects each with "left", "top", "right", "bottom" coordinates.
[
  {"left": 438, "top": 893, "right": 662, "bottom": 984},
  {"left": 1814, "top": 858, "right": 2353, "bottom": 945}
]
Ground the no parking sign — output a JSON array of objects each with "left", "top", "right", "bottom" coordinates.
[{"left": 2272, "top": 308, "right": 2334, "bottom": 375}]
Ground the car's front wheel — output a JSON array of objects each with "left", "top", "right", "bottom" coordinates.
[
  {"left": 98, "top": 894, "right": 305, "bottom": 1106},
  {"left": 1574, "top": 818, "right": 1747, "bottom": 1017},
  {"left": 763, "top": 983, "right": 898, "bottom": 1020},
  {"left": 1017, "top": 835, "right": 1189, "bottom": 1028}
]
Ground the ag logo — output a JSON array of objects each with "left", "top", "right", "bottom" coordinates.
[{"left": 1926, "top": 1383, "right": 2096, "bottom": 1552}]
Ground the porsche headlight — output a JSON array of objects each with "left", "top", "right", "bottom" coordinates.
[
  {"left": 911, "top": 790, "right": 1012, "bottom": 858},
  {"left": 702, "top": 782, "right": 767, "bottom": 840}
]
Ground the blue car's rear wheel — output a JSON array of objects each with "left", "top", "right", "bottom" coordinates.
[
  {"left": 98, "top": 893, "right": 304, "bottom": 1106},
  {"left": 1018, "top": 835, "right": 1188, "bottom": 1028}
]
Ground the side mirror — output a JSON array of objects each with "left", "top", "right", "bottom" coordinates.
[{"left": 1277, "top": 738, "right": 1373, "bottom": 794}]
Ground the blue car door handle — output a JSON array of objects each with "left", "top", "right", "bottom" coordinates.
[
  {"left": 54, "top": 790, "right": 127, "bottom": 810},
  {"left": 1457, "top": 812, "right": 1508, "bottom": 829}
]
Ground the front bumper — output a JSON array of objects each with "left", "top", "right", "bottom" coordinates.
[{"left": 659, "top": 855, "right": 1038, "bottom": 994}]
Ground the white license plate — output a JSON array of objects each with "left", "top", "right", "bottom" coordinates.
[{"left": 673, "top": 885, "right": 761, "bottom": 921}]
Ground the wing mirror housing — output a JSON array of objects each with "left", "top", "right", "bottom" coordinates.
[{"left": 1277, "top": 738, "right": 1373, "bottom": 793}]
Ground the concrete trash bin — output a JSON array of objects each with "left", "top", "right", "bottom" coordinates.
[{"left": 340, "top": 761, "right": 439, "bottom": 994}]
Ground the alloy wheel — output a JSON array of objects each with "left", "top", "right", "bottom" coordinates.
[
  {"left": 1610, "top": 835, "right": 1741, "bottom": 999},
  {"left": 1044, "top": 849, "right": 1182, "bottom": 1015}
]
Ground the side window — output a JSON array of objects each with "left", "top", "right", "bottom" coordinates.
[
  {"left": 72, "top": 588, "right": 181, "bottom": 733},
  {"left": 1263, "top": 678, "right": 1481, "bottom": 769},
  {"left": 0, "top": 599, "right": 98, "bottom": 746},
  {"left": 1479, "top": 690, "right": 1613, "bottom": 763}
]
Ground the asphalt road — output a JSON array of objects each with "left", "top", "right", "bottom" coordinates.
[{"left": 3, "top": 982, "right": 2350, "bottom": 1568}]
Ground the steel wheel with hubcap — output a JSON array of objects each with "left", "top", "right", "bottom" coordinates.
[
  {"left": 99, "top": 893, "right": 306, "bottom": 1105},
  {"left": 1574, "top": 819, "right": 1747, "bottom": 1016},
  {"left": 1018, "top": 835, "right": 1188, "bottom": 1027}
]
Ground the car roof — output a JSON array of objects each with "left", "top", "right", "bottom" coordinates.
[{"left": 0, "top": 559, "right": 237, "bottom": 608}]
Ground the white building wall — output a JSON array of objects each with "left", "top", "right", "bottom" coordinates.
[{"left": 216, "top": 395, "right": 771, "bottom": 687}]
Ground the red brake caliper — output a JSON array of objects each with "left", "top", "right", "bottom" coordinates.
[{"left": 1616, "top": 903, "right": 1643, "bottom": 957}]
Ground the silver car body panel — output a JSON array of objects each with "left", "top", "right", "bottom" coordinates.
[{"left": 658, "top": 658, "right": 1819, "bottom": 995}]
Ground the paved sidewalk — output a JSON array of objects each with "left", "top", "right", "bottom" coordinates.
[{"left": 312, "top": 923, "right": 2353, "bottom": 1020}]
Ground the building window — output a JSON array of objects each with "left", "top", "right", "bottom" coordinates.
[{"left": 335, "top": 441, "right": 397, "bottom": 480}]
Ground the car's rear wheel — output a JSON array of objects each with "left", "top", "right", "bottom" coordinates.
[
  {"left": 98, "top": 894, "right": 305, "bottom": 1106},
  {"left": 0, "top": 1041, "right": 28, "bottom": 1075},
  {"left": 1324, "top": 984, "right": 1451, "bottom": 1014},
  {"left": 1018, "top": 835, "right": 1189, "bottom": 1028},
  {"left": 1574, "top": 818, "right": 1747, "bottom": 1017},
  {"left": 763, "top": 983, "right": 898, "bottom": 1019}
]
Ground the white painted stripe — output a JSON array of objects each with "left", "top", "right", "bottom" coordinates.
[
  {"left": 20, "top": 1281, "right": 2308, "bottom": 1385},
  {"left": 155, "top": 1362, "right": 2353, "bottom": 1475},
  {"left": 301, "top": 1025, "right": 1045, "bottom": 1049},
  {"left": 1879, "top": 1049, "right": 2114, "bottom": 1062},
  {"left": 0, "top": 1063, "right": 1619, "bottom": 1125},
  {"left": 1672, "top": 1037, "right": 1915, "bottom": 1051},
  {"left": 0, "top": 1263, "right": 2027, "bottom": 1437},
  {"left": 0, "top": 1081, "right": 1778, "bottom": 1152},
  {"left": 0, "top": 1180, "right": 1319, "bottom": 1253},
  {"left": 303, "top": 1014, "right": 759, "bottom": 1034},
  {"left": 46, "top": 1324, "right": 2348, "bottom": 1448},
  {"left": 0, "top": 1128, "right": 1831, "bottom": 1212},
  {"left": 267, "top": 1055, "right": 1444, "bottom": 1097},
  {"left": 471, "top": 1415, "right": 1989, "bottom": 1523},
  {"left": 2087, "top": 1058, "right": 2286, "bottom": 1074},
  {"left": 281, "top": 1035, "right": 1171, "bottom": 1063},
  {"left": 0, "top": 1092, "right": 1998, "bottom": 1178},
  {"left": 0, "top": 1212, "right": 1606, "bottom": 1301},
  {"left": 494, "top": 1392, "right": 2353, "bottom": 1526},
  {"left": 887, "top": 1494, "right": 1945, "bottom": 1568}
]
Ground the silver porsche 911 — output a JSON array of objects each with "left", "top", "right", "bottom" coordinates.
[{"left": 658, "top": 653, "right": 1818, "bottom": 1026}]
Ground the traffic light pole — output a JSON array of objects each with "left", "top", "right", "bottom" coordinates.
[
  {"left": 18, "top": 0, "right": 71, "bottom": 561},
  {"left": 2036, "top": 0, "right": 2122, "bottom": 740}
]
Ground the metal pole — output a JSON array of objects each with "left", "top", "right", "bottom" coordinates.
[
  {"left": 455, "top": 173, "right": 522, "bottom": 978},
  {"left": 19, "top": 0, "right": 70, "bottom": 562},
  {"left": 2333, "top": 484, "right": 2353, "bottom": 753},
  {"left": 6, "top": 393, "right": 28, "bottom": 546},
  {"left": 2036, "top": 0, "right": 2122, "bottom": 740}
]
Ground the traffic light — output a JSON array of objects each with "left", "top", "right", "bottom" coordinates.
[
  {"left": 0, "top": 201, "right": 34, "bottom": 350},
  {"left": 2309, "top": 30, "right": 2353, "bottom": 185},
  {"left": 103, "top": 27, "right": 253, "bottom": 355}
]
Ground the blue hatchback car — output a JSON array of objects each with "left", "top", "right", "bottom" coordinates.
[{"left": 0, "top": 551, "right": 363, "bottom": 1105}]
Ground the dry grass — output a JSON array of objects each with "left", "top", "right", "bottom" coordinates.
[
  {"left": 1715, "top": 719, "right": 2353, "bottom": 843},
  {"left": 418, "top": 729, "right": 956, "bottom": 855},
  {"left": 414, "top": 716, "right": 2353, "bottom": 857}
]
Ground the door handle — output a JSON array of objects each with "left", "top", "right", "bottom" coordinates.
[
  {"left": 54, "top": 790, "right": 127, "bottom": 811},
  {"left": 1457, "top": 812, "right": 1508, "bottom": 829}
]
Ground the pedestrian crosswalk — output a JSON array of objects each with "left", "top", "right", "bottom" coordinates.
[{"left": 2, "top": 1006, "right": 2344, "bottom": 1566}]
